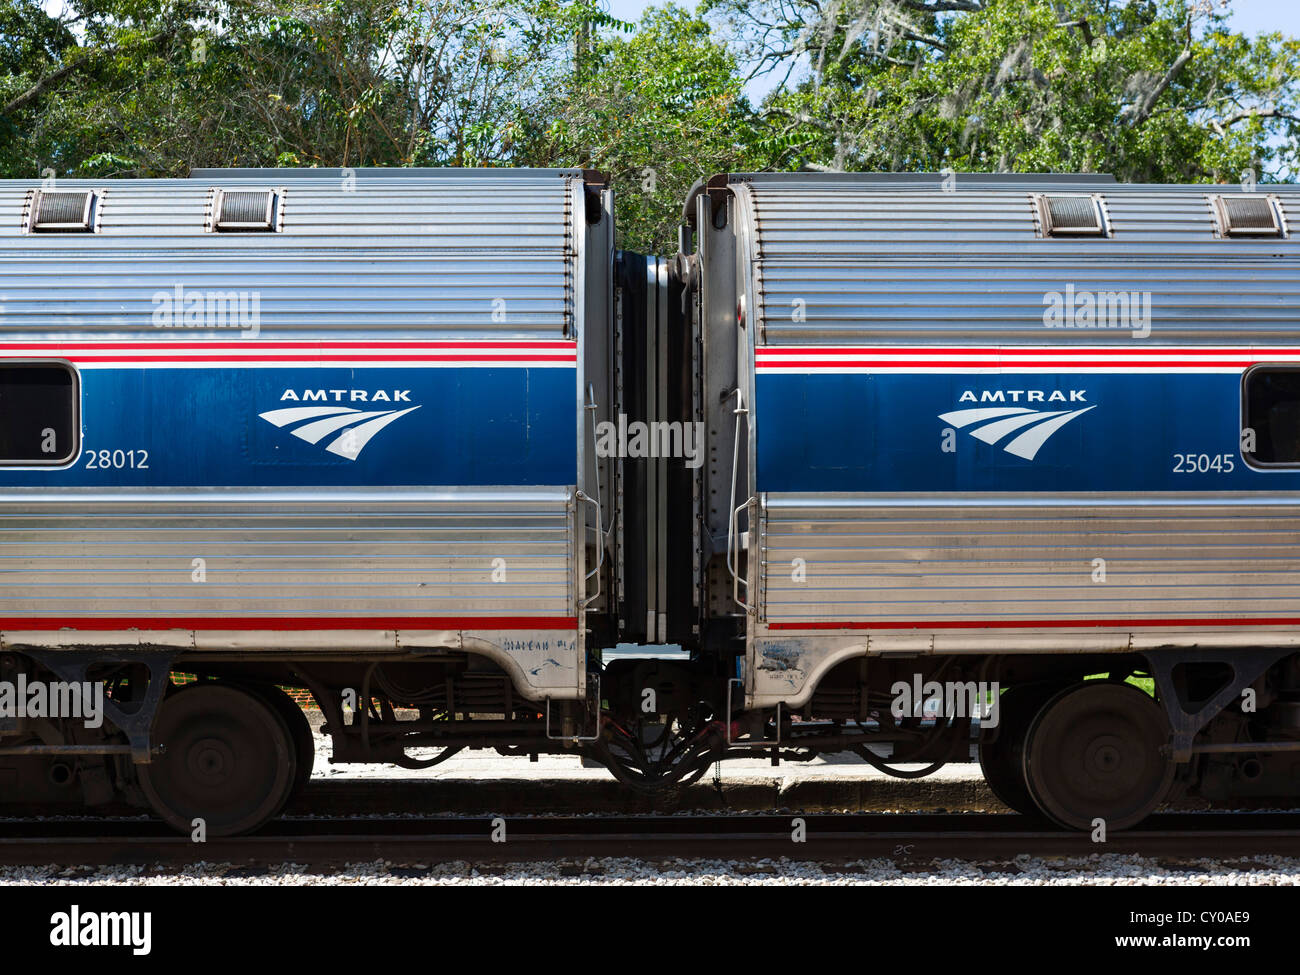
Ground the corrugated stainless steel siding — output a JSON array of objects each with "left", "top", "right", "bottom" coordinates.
[
  {"left": 761, "top": 495, "right": 1300, "bottom": 626},
  {"left": 734, "top": 177, "right": 1300, "bottom": 344},
  {"left": 0, "top": 172, "right": 577, "bottom": 339},
  {"left": 0, "top": 492, "right": 572, "bottom": 619}
]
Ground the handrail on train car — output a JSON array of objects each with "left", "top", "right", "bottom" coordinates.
[
  {"left": 726, "top": 387, "right": 751, "bottom": 612},
  {"left": 578, "top": 383, "right": 604, "bottom": 611}
]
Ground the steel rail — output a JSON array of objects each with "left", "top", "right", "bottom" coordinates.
[{"left": 2, "top": 813, "right": 1299, "bottom": 867}]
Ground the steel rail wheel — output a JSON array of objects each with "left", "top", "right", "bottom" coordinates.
[
  {"left": 1022, "top": 681, "right": 1175, "bottom": 832},
  {"left": 138, "top": 683, "right": 296, "bottom": 836},
  {"left": 976, "top": 683, "right": 1064, "bottom": 816},
  {"left": 240, "top": 683, "right": 315, "bottom": 797}
]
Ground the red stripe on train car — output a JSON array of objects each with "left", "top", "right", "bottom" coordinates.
[
  {"left": 754, "top": 347, "right": 1300, "bottom": 356},
  {"left": 0, "top": 616, "right": 579, "bottom": 631},
  {"left": 755, "top": 358, "right": 1266, "bottom": 368},
  {"left": 766, "top": 617, "right": 1300, "bottom": 630},
  {"left": 60, "top": 354, "right": 577, "bottom": 363},
  {"left": 0, "top": 341, "right": 578, "bottom": 351}
]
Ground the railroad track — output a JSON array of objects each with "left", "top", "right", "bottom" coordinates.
[
  {"left": 0, "top": 773, "right": 1004, "bottom": 821},
  {"left": 2, "top": 812, "right": 1299, "bottom": 867}
]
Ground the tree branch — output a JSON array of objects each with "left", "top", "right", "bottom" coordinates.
[
  {"left": 897, "top": 1, "right": 983, "bottom": 12},
  {"left": 1218, "top": 106, "right": 1300, "bottom": 129},
  {"left": 1058, "top": 19, "right": 1094, "bottom": 47},
  {"left": 3, "top": 29, "right": 172, "bottom": 118},
  {"left": 1126, "top": 20, "right": 1194, "bottom": 126},
  {"left": 899, "top": 28, "right": 947, "bottom": 51},
  {"left": 4, "top": 58, "right": 87, "bottom": 116}
]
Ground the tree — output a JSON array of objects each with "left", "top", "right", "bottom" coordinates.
[
  {"left": 0, "top": 0, "right": 586, "bottom": 176},
  {"left": 705, "top": 0, "right": 1300, "bottom": 182},
  {"left": 519, "top": 4, "right": 764, "bottom": 252},
  {"left": 3, "top": 0, "right": 1295, "bottom": 235},
  {"left": 0, "top": 0, "right": 192, "bottom": 176}
]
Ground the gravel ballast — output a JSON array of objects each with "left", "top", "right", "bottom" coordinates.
[{"left": 2, "top": 854, "right": 1299, "bottom": 886}]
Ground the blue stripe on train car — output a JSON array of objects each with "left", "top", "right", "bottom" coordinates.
[
  {"left": 0, "top": 366, "right": 577, "bottom": 487},
  {"left": 755, "top": 371, "right": 1286, "bottom": 492}
]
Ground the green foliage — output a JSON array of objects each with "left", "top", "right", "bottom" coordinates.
[
  {"left": 710, "top": 0, "right": 1299, "bottom": 183},
  {"left": 1, "top": 0, "right": 1296, "bottom": 251},
  {"left": 517, "top": 4, "right": 761, "bottom": 251}
]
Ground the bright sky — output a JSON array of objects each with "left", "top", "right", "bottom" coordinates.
[{"left": 1219, "top": 0, "right": 1300, "bottom": 34}]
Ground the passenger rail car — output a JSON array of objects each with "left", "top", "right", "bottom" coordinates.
[
  {"left": 0, "top": 169, "right": 619, "bottom": 833},
  {"left": 3, "top": 167, "right": 1300, "bottom": 834},
  {"left": 687, "top": 172, "right": 1300, "bottom": 829}
]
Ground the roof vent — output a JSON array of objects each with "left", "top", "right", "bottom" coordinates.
[
  {"left": 211, "top": 188, "right": 281, "bottom": 232},
  {"left": 27, "top": 190, "right": 98, "bottom": 232},
  {"left": 1209, "top": 194, "right": 1285, "bottom": 238},
  {"left": 1033, "top": 193, "right": 1108, "bottom": 237}
]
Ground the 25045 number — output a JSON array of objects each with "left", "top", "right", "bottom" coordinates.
[{"left": 1172, "top": 452, "right": 1234, "bottom": 473}]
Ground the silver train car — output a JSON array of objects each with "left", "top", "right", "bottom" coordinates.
[
  {"left": 685, "top": 172, "right": 1300, "bottom": 829},
  {"left": 0, "top": 169, "right": 621, "bottom": 832},
  {"left": 2, "top": 167, "right": 1299, "bottom": 833}
]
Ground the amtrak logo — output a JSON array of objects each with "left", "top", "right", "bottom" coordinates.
[
  {"left": 938, "top": 405, "right": 1096, "bottom": 461},
  {"left": 259, "top": 405, "right": 421, "bottom": 460}
]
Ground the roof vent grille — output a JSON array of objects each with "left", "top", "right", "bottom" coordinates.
[
  {"left": 29, "top": 190, "right": 97, "bottom": 232},
  {"left": 1034, "top": 193, "right": 1108, "bottom": 237},
  {"left": 1210, "top": 194, "right": 1285, "bottom": 237},
  {"left": 212, "top": 188, "right": 280, "bottom": 232}
]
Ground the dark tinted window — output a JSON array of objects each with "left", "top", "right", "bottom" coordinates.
[
  {"left": 1245, "top": 368, "right": 1300, "bottom": 466},
  {"left": 0, "top": 364, "right": 77, "bottom": 464}
]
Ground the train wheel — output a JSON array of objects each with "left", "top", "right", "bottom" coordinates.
[
  {"left": 1022, "top": 681, "right": 1174, "bottom": 832},
  {"left": 138, "top": 683, "right": 295, "bottom": 836},
  {"left": 976, "top": 682, "right": 1063, "bottom": 816},
  {"left": 241, "top": 684, "right": 315, "bottom": 797}
]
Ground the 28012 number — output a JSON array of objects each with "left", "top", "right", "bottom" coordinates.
[{"left": 84, "top": 449, "right": 149, "bottom": 470}]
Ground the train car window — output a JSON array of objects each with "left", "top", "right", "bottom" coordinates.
[
  {"left": 0, "top": 363, "right": 79, "bottom": 465},
  {"left": 1244, "top": 367, "right": 1300, "bottom": 466}
]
